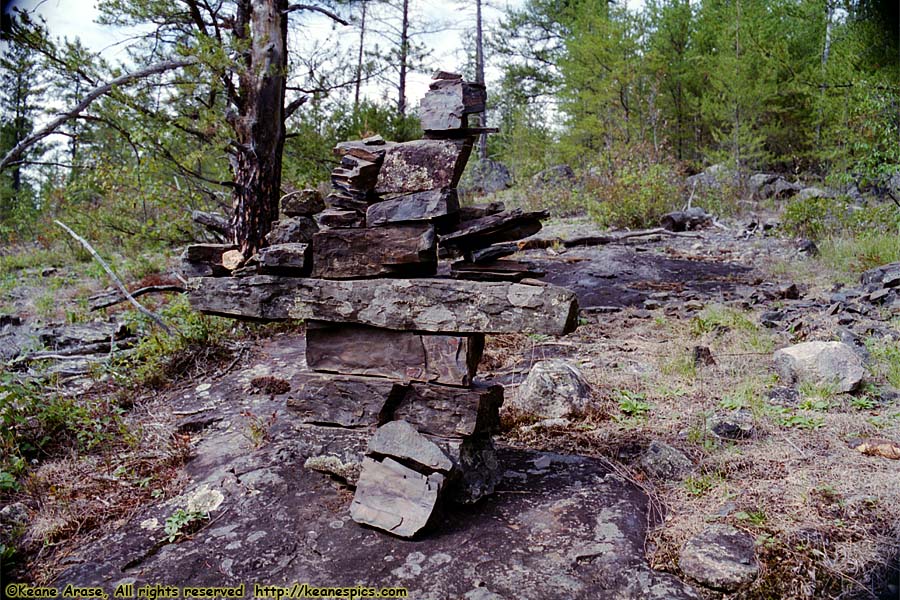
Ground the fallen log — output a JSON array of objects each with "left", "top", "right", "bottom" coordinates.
[{"left": 191, "top": 210, "right": 231, "bottom": 237}]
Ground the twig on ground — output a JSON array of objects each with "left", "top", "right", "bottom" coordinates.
[
  {"left": 54, "top": 220, "right": 175, "bottom": 335},
  {"left": 90, "top": 285, "right": 185, "bottom": 311}
]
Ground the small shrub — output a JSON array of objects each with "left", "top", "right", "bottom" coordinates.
[
  {"left": 616, "top": 390, "right": 652, "bottom": 417},
  {"left": 684, "top": 474, "right": 717, "bottom": 496},
  {"left": 867, "top": 340, "right": 900, "bottom": 389},
  {"left": 587, "top": 161, "right": 683, "bottom": 229},
  {"left": 164, "top": 508, "right": 207, "bottom": 543}
]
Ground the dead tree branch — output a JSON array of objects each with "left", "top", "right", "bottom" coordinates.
[
  {"left": 54, "top": 220, "right": 174, "bottom": 335},
  {"left": 284, "top": 4, "right": 349, "bottom": 25},
  {"left": 0, "top": 58, "right": 197, "bottom": 171}
]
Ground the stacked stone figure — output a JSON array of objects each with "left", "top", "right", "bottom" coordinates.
[{"left": 184, "top": 71, "right": 579, "bottom": 538}]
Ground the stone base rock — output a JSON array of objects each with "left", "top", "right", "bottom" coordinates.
[
  {"left": 56, "top": 446, "right": 699, "bottom": 600},
  {"left": 508, "top": 359, "right": 593, "bottom": 419}
]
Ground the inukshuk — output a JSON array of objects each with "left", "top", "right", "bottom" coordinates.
[{"left": 184, "top": 71, "right": 579, "bottom": 538}]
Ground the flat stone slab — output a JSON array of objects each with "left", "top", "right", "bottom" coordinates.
[
  {"left": 366, "top": 189, "right": 459, "bottom": 226},
  {"left": 306, "top": 322, "right": 483, "bottom": 386},
  {"left": 311, "top": 224, "right": 436, "bottom": 279},
  {"left": 350, "top": 456, "right": 446, "bottom": 538},
  {"left": 285, "top": 372, "right": 406, "bottom": 427},
  {"left": 376, "top": 139, "right": 472, "bottom": 195},
  {"left": 188, "top": 276, "right": 580, "bottom": 335},
  {"left": 394, "top": 383, "right": 503, "bottom": 438}
]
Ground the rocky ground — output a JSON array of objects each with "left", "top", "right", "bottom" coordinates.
[{"left": 1, "top": 210, "right": 899, "bottom": 599}]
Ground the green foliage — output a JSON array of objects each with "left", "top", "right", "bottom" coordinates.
[
  {"left": 684, "top": 474, "right": 717, "bottom": 496},
  {"left": 690, "top": 304, "right": 758, "bottom": 336},
  {"left": 867, "top": 339, "right": 900, "bottom": 389},
  {"left": 767, "top": 404, "right": 826, "bottom": 430},
  {"left": 110, "top": 295, "right": 231, "bottom": 388},
  {"left": 735, "top": 509, "right": 768, "bottom": 526},
  {"left": 164, "top": 508, "right": 206, "bottom": 543},
  {"left": 587, "top": 158, "right": 683, "bottom": 228},
  {"left": 0, "top": 370, "right": 126, "bottom": 485},
  {"left": 616, "top": 390, "right": 652, "bottom": 417}
]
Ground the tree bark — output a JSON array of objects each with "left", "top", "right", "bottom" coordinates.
[
  {"left": 398, "top": 0, "right": 410, "bottom": 117},
  {"left": 229, "top": 0, "right": 289, "bottom": 257},
  {"left": 354, "top": 0, "right": 368, "bottom": 111},
  {"left": 475, "top": 0, "right": 487, "bottom": 160}
]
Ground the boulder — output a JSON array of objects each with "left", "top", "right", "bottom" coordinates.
[
  {"left": 796, "top": 186, "right": 830, "bottom": 202},
  {"left": 772, "top": 178, "right": 802, "bottom": 199},
  {"left": 773, "top": 341, "right": 866, "bottom": 393},
  {"left": 860, "top": 262, "right": 900, "bottom": 288},
  {"left": 640, "top": 440, "right": 692, "bottom": 481},
  {"left": 660, "top": 207, "right": 712, "bottom": 232},
  {"left": 686, "top": 164, "right": 732, "bottom": 190},
  {"left": 711, "top": 410, "right": 755, "bottom": 440},
  {"left": 748, "top": 173, "right": 778, "bottom": 197},
  {"left": 679, "top": 525, "right": 759, "bottom": 591},
  {"left": 508, "top": 359, "right": 593, "bottom": 419},
  {"left": 532, "top": 164, "right": 575, "bottom": 188},
  {"left": 468, "top": 160, "right": 513, "bottom": 194}
]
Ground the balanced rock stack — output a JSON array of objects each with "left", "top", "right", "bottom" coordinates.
[{"left": 184, "top": 71, "right": 579, "bottom": 538}]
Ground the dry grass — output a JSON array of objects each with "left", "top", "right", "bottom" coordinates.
[
  {"left": 7, "top": 388, "right": 192, "bottom": 584},
  {"left": 492, "top": 305, "right": 900, "bottom": 599}
]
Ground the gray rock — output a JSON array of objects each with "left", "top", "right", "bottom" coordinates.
[
  {"left": 687, "top": 164, "right": 733, "bottom": 190},
  {"left": 264, "top": 216, "right": 319, "bottom": 245},
  {"left": 368, "top": 421, "right": 454, "bottom": 473},
  {"left": 773, "top": 178, "right": 802, "bottom": 199},
  {"left": 281, "top": 189, "right": 325, "bottom": 216},
  {"left": 748, "top": 173, "right": 778, "bottom": 196},
  {"left": 641, "top": 441, "right": 692, "bottom": 481},
  {"left": 350, "top": 456, "right": 445, "bottom": 538},
  {"left": 679, "top": 524, "right": 759, "bottom": 591},
  {"left": 58, "top": 446, "right": 698, "bottom": 599},
  {"left": 796, "top": 186, "right": 830, "bottom": 202},
  {"left": 509, "top": 359, "right": 593, "bottom": 419},
  {"left": 469, "top": 159, "right": 513, "bottom": 194},
  {"left": 532, "top": 164, "right": 575, "bottom": 188},
  {"left": 773, "top": 341, "right": 866, "bottom": 393},
  {"left": 712, "top": 410, "right": 755, "bottom": 440},
  {"left": 860, "top": 262, "right": 900, "bottom": 288},
  {"left": 0, "top": 501, "right": 28, "bottom": 548}
]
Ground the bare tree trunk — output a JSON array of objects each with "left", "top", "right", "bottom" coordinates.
[
  {"left": 475, "top": 0, "right": 487, "bottom": 160},
  {"left": 354, "top": 0, "right": 368, "bottom": 112},
  {"left": 229, "top": 0, "right": 288, "bottom": 257},
  {"left": 398, "top": 0, "right": 409, "bottom": 117}
]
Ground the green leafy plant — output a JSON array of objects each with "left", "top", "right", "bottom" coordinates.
[
  {"left": 164, "top": 508, "right": 207, "bottom": 543},
  {"left": 735, "top": 509, "right": 768, "bottom": 526},
  {"left": 684, "top": 474, "right": 717, "bottom": 496},
  {"left": 616, "top": 390, "right": 652, "bottom": 417}
]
